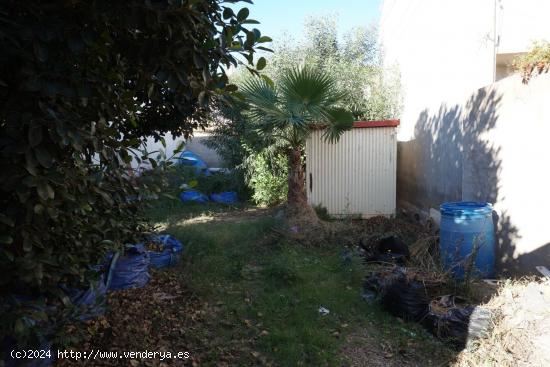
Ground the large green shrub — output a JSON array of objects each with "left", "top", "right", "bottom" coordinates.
[
  {"left": 0, "top": 0, "right": 265, "bottom": 352},
  {"left": 246, "top": 151, "right": 288, "bottom": 206},
  {"left": 206, "top": 98, "right": 289, "bottom": 205},
  {"left": 204, "top": 99, "right": 252, "bottom": 200}
]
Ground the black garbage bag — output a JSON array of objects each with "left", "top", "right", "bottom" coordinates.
[
  {"left": 423, "top": 295, "right": 492, "bottom": 348},
  {"left": 363, "top": 270, "right": 492, "bottom": 347},
  {"left": 363, "top": 266, "right": 406, "bottom": 297},
  {"left": 424, "top": 306, "right": 474, "bottom": 347},
  {"left": 381, "top": 277, "right": 430, "bottom": 322},
  {"left": 376, "top": 235, "right": 410, "bottom": 258},
  {"left": 361, "top": 235, "right": 410, "bottom": 264},
  {"left": 363, "top": 266, "right": 430, "bottom": 322}
]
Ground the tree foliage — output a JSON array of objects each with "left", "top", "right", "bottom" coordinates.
[
  {"left": 206, "top": 98, "right": 287, "bottom": 206},
  {"left": 241, "top": 67, "right": 354, "bottom": 147},
  {"left": 0, "top": 0, "right": 265, "bottom": 351},
  {"left": 207, "top": 16, "right": 401, "bottom": 206},
  {"left": 264, "top": 16, "right": 401, "bottom": 120},
  {"left": 245, "top": 151, "right": 288, "bottom": 206},
  {"left": 513, "top": 40, "right": 550, "bottom": 83}
]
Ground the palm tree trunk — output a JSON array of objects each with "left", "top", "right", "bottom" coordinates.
[{"left": 287, "top": 147, "right": 307, "bottom": 206}]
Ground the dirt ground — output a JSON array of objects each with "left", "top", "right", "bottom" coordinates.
[{"left": 341, "top": 328, "right": 451, "bottom": 367}]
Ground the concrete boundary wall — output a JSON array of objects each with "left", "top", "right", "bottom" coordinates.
[{"left": 397, "top": 73, "right": 550, "bottom": 275}]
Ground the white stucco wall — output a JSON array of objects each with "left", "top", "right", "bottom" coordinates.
[
  {"left": 397, "top": 72, "right": 550, "bottom": 274},
  {"left": 380, "top": 0, "right": 550, "bottom": 274},
  {"left": 380, "top": 0, "right": 550, "bottom": 141},
  {"left": 132, "top": 130, "right": 223, "bottom": 170}
]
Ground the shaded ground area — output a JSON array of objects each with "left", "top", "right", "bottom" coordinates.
[{"left": 57, "top": 201, "right": 455, "bottom": 366}]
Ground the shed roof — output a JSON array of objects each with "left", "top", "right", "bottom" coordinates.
[{"left": 353, "top": 120, "right": 400, "bottom": 128}]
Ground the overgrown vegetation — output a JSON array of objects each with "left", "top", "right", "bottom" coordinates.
[
  {"left": 245, "top": 151, "right": 289, "bottom": 205},
  {"left": 139, "top": 199, "right": 452, "bottom": 365},
  {"left": 514, "top": 40, "right": 550, "bottom": 83},
  {"left": 241, "top": 67, "right": 354, "bottom": 209},
  {"left": 205, "top": 99, "right": 289, "bottom": 206},
  {"left": 0, "top": 0, "right": 266, "bottom": 355},
  {"left": 167, "top": 165, "right": 248, "bottom": 198},
  {"left": 207, "top": 16, "right": 401, "bottom": 206},
  {"left": 49, "top": 171, "right": 458, "bottom": 365}
]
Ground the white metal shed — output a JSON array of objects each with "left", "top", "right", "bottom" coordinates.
[{"left": 306, "top": 120, "right": 399, "bottom": 218}]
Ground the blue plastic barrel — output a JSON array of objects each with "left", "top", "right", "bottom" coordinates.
[{"left": 439, "top": 202, "right": 495, "bottom": 278}]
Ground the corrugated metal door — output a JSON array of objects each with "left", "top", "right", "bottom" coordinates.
[{"left": 306, "top": 127, "right": 397, "bottom": 218}]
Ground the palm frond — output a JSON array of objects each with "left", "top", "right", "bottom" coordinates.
[
  {"left": 240, "top": 76, "right": 278, "bottom": 109},
  {"left": 280, "top": 67, "right": 344, "bottom": 110},
  {"left": 240, "top": 76, "right": 290, "bottom": 131},
  {"left": 321, "top": 107, "right": 354, "bottom": 143},
  {"left": 242, "top": 66, "right": 354, "bottom": 148}
]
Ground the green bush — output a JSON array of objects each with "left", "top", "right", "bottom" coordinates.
[
  {"left": 0, "top": 0, "right": 265, "bottom": 353},
  {"left": 246, "top": 152, "right": 288, "bottom": 206}
]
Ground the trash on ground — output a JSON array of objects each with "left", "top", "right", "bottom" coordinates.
[
  {"left": 146, "top": 235, "right": 184, "bottom": 269},
  {"left": 180, "top": 189, "right": 209, "bottom": 203},
  {"left": 177, "top": 150, "right": 209, "bottom": 175},
  {"left": 107, "top": 244, "right": 150, "bottom": 291},
  {"left": 363, "top": 265, "right": 491, "bottom": 347},
  {"left": 360, "top": 235, "right": 410, "bottom": 264},
  {"left": 380, "top": 273, "right": 430, "bottom": 322},
  {"left": 318, "top": 306, "right": 330, "bottom": 316},
  {"left": 207, "top": 167, "right": 231, "bottom": 174},
  {"left": 423, "top": 295, "right": 492, "bottom": 348},
  {"left": 62, "top": 275, "right": 109, "bottom": 321},
  {"left": 536, "top": 265, "right": 550, "bottom": 278},
  {"left": 210, "top": 191, "right": 238, "bottom": 204}
]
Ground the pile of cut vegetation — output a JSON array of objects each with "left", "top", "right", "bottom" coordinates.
[{"left": 454, "top": 278, "right": 550, "bottom": 367}]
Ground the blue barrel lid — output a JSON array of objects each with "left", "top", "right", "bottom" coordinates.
[{"left": 440, "top": 202, "right": 493, "bottom": 218}]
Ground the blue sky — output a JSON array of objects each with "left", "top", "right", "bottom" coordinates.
[{"left": 232, "top": 0, "right": 383, "bottom": 42}]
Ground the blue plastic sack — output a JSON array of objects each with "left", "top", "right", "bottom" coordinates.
[
  {"left": 177, "top": 150, "right": 209, "bottom": 174},
  {"left": 179, "top": 190, "right": 209, "bottom": 203},
  {"left": 210, "top": 191, "right": 238, "bottom": 204},
  {"left": 60, "top": 254, "right": 118, "bottom": 321},
  {"left": 61, "top": 276, "right": 108, "bottom": 321},
  {"left": 107, "top": 245, "right": 150, "bottom": 291},
  {"left": 148, "top": 235, "right": 184, "bottom": 269}
]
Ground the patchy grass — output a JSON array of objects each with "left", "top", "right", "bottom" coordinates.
[
  {"left": 145, "top": 195, "right": 247, "bottom": 225},
  {"left": 148, "top": 200, "right": 454, "bottom": 366}
]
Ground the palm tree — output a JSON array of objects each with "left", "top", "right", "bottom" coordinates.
[{"left": 241, "top": 67, "right": 354, "bottom": 208}]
